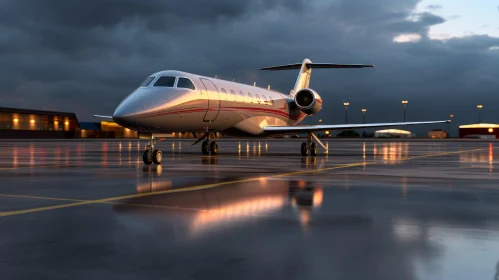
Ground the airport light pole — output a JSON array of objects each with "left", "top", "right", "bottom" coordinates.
[
  {"left": 401, "top": 100, "right": 408, "bottom": 122},
  {"left": 477, "top": 105, "right": 483, "bottom": 123},
  {"left": 361, "top": 108, "right": 367, "bottom": 137},
  {"left": 343, "top": 102, "right": 350, "bottom": 124},
  {"left": 448, "top": 114, "right": 454, "bottom": 138}
]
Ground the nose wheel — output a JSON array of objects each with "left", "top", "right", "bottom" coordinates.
[{"left": 143, "top": 135, "right": 162, "bottom": 165}]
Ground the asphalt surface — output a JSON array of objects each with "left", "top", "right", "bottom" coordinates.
[{"left": 0, "top": 139, "right": 498, "bottom": 280}]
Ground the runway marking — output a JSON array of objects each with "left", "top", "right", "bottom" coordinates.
[
  {"left": 0, "top": 194, "right": 208, "bottom": 215},
  {"left": 0, "top": 147, "right": 488, "bottom": 217}
]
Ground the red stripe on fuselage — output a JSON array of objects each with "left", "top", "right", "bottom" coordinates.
[{"left": 138, "top": 106, "right": 292, "bottom": 119}]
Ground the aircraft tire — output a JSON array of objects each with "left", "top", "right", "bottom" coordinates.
[
  {"left": 152, "top": 149, "right": 162, "bottom": 164},
  {"left": 301, "top": 142, "right": 309, "bottom": 156},
  {"left": 143, "top": 149, "right": 153, "bottom": 164},
  {"left": 210, "top": 141, "right": 219, "bottom": 155},
  {"left": 201, "top": 141, "right": 210, "bottom": 155},
  {"left": 310, "top": 142, "right": 318, "bottom": 157}
]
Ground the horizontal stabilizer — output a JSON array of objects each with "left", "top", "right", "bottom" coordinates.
[
  {"left": 263, "top": 120, "right": 450, "bottom": 134},
  {"left": 260, "top": 63, "right": 375, "bottom": 71},
  {"left": 94, "top": 115, "right": 113, "bottom": 119}
]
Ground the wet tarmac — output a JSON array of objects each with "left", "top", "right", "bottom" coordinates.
[{"left": 0, "top": 139, "right": 498, "bottom": 280}]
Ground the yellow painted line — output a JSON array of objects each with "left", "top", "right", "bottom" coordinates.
[
  {"left": 0, "top": 147, "right": 487, "bottom": 218},
  {"left": 0, "top": 194, "right": 208, "bottom": 215},
  {"left": 0, "top": 194, "right": 85, "bottom": 203}
]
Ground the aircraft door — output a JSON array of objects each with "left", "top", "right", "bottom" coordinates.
[{"left": 200, "top": 78, "right": 220, "bottom": 122}]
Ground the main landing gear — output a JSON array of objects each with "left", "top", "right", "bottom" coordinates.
[
  {"left": 143, "top": 135, "right": 162, "bottom": 165},
  {"left": 300, "top": 132, "right": 326, "bottom": 157},
  {"left": 201, "top": 140, "right": 218, "bottom": 155},
  {"left": 192, "top": 131, "right": 218, "bottom": 155}
]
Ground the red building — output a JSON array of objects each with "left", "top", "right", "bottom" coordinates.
[{"left": 459, "top": 123, "right": 499, "bottom": 139}]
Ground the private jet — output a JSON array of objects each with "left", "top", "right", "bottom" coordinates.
[{"left": 95, "top": 58, "right": 449, "bottom": 164}]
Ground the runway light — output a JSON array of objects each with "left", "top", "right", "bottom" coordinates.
[
  {"left": 13, "top": 118, "right": 19, "bottom": 123},
  {"left": 489, "top": 128, "right": 494, "bottom": 133},
  {"left": 64, "top": 121, "right": 69, "bottom": 125},
  {"left": 30, "top": 119, "right": 35, "bottom": 124}
]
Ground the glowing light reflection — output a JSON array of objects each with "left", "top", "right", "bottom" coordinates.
[
  {"left": 191, "top": 196, "right": 285, "bottom": 234},
  {"left": 13, "top": 146, "right": 18, "bottom": 168}
]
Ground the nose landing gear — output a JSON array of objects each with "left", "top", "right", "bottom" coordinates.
[{"left": 143, "top": 135, "right": 162, "bottom": 165}]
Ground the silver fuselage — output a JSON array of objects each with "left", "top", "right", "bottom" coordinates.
[{"left": 113, "top": 70, "right": 307, "bottom": 136}]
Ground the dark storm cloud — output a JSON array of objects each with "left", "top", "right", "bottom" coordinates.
[
  {"left": 0, "top": 0, "right": 498, "bottom": 134},
  {"left": 418, "top": 12, "right": 446, "bottom": 26}
]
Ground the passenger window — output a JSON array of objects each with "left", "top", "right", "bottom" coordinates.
[
  {"left": 154, "top": 76, "right": 176, "bottom": 87},
  {"left": 255, "top": 94, "right": 261, "bottom": 104},
  {"left": 262, "top": 95, "right": 268, "bottom": 105},
  {"left": 230, "top": 90, "right": 236, "bottom": 101},
  {"left": 177, "top": 77, "right": 195, "bottom": 90},
  {"left": 248, "top": 93, "right": 253, "bottom": 103},
  {"left": 221, "top": 88, "right": 228, "bottom": 100},
  {"left": 239, "top": 91, "right": 245, "bottom": 102},
  {"left": 140, "top": 76, "right": 155, "bottom": 87}
]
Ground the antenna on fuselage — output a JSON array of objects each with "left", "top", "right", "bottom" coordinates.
[
  {"left": 268, "top": 85, "right": 271, "bottom": 89},
  {"left": 253, "top": 82, "right": 256, "bottom": 86}
]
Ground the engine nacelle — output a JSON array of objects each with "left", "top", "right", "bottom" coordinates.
[{"left": 293, "top": 88, "right": 322, "bottom": 115}]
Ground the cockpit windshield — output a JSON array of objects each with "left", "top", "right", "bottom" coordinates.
[
  {"left": 154, "top": 76, "right": 176, "bottom": 87},
  {"left": 139, "top": 76, "right": 155, "bottom": 87}
]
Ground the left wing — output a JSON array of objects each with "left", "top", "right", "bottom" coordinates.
[
  {"left": 264, "top": 120, "right": 450, "bottom": 134},
  {"left": 94, "top": 115, "right": 113, "bottom": 119}
]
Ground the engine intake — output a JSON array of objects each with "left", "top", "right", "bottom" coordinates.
[{"left": 294, "top": 88, "right": 322, "bottom": 115}]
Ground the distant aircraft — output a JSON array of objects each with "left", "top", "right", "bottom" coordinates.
[{"left": 95, "top": 58, "right": 449, "bottom": 164}]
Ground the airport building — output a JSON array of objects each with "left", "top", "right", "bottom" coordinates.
[
  {"left": 428, "top": 129, "right": 448, "bottom": 139},
  {"left": 374, "top": 129, "right": 415, "bottom": 138},
  {"left": 459, "top": 123, "right": 499, "bottom": 139},
  {"left": 79, "top": 121, "right": 138, "bottom": 138},
  {"left": 0, "top": 107, "right": 137, "bottom": 139},
  {"left": 0, "top": 107, "right": 79, "bottom": 138}
]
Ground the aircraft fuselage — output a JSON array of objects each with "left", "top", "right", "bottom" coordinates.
[{"left": 113, "top": 70, "right": 307, "bottom": 136}]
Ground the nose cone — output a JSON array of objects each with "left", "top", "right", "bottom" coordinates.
[
  {"left": 112, "top": 87, "right": 178, "bottom": 129},
  {"left": 112, "top": 92, "right": 147, "bottom": 129},
  {"left": 112, "top": 104, "right": 136, "bottom": 129}
]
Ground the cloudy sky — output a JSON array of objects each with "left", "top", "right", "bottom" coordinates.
[{"left": 0, "top": 0, "right": 498, "bottom": 133}]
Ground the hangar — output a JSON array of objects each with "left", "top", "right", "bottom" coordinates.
[
  {"left": 374, "top": 129, "right": 415, "bottom": 138},
  {"left": 459, "top": 123, "right": 499, "bottom": 139}
]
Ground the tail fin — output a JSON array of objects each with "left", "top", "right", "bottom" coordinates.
[{"left": 260, "top": 58, "right": 375, "bottom": 95}]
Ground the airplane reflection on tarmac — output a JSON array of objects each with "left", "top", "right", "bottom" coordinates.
[{"left": 114, "top": 170, "right": 324, "bottom": 238}]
